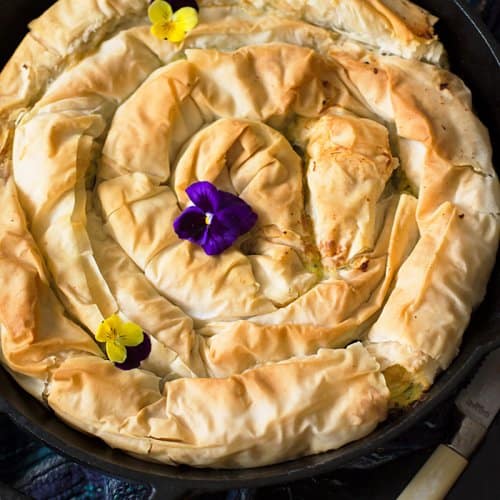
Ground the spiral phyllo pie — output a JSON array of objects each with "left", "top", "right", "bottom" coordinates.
[{"left": 0, "top": 0, "right": 498, "bottom": 467}]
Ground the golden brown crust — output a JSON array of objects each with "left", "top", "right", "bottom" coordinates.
[
  {"left": 28, "top": 0, "right": 147, "bottom": 57},
  {"left": 0, "top": 179, "right": 103, "bottom": 377},
  {"left": 0, "top": 35, "right": 61, "bottom": 122},
  {"left": 48, "top": 344, "right": 389, "bottom": 468},
  {"left": 0, "top": 0, "right": 498, "bottom": 468},
  {"left": 198, "top": 0, "right": 444, "bottom": 62}
]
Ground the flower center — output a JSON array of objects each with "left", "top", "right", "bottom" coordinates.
[
  {"left": 205, "top": 212, "right": 214, "bottom": 225},
  {"left": 161, "top": 21, "right": 173, "bottom": 31},
  {"left": 104, "top": 328, "right": 118, "bottom": 343}
]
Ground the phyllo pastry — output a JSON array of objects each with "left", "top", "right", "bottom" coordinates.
[{"left": 0, "top": 0, "right": 498, "bottom": 467}]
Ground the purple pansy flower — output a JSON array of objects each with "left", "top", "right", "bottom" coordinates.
[
  {"left": 149, "top": 0, "right": 199, "bottom": 11},
  {"left": 114, "top": 333, "right": 152, "bottom": 371},
  {"left": 173, "top": 181, "right": 258, "bottom": 256},
  {"left": 96, "top": 315, "right": 152, "bottom": 371}
]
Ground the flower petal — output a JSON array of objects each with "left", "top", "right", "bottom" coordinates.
[
  {"left": 96, "top": 314, "right": 121, "bottom": 342},
  {"left": 156, "top": 21, "right": 188, "bottom": 43},
  {"left": 201, "top": 216, "right": 240, "bottom": 255},
  {"left": 95, "top": 320, "right": 111, "bottom": 343},
  {"left": 214, "top": 190, "right": 245, "bottom": 211},
  {"left": 172, "top": 7, "right": 199, "bottom": 32},
  {"left": 148, "top": 0, "right": 173, "bottom": 24},
  {"left": 216, "top": 201, "right": 258, "bottom": 237},
  {"left": 106, "top": 314, "right": 123, "bottom": 331},
  {"left": 169, "top": 0, "right": 199, "bottom": 10},
  {"left": 173, "top": 206, "right": 207, "bottom": 244},
  {"left": 115, "top": 335, "right": 152, "bottom": 371},
  {"left": 118, "top": 322, "right": 144, "bottom": 347},
  {"left": 151, "top": 22, "right": 180, "bottom": 41},
  {"left": 186, "top": 181, "right": 219, "bottom": 212},
  {"left": 106, "top": 341, "right": 127, "bottom": 364},
  {"left": 177, "top": 182, "right": 258, "bottom": 255}
]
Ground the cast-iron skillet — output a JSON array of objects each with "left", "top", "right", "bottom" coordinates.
[{"left": 0, "top": 1, "right": 499, "bottom": 498}]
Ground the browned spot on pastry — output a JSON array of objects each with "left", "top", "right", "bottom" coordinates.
[
  {"left": 439, "top": 82, "right": 449, "bottom": 91},
  {"left": 319, "top": 240, "right": 347, "bottom": 262},
  {"left": 373, "top": 68, "right": 379, "bottom": 74},
  {"left": 319, "top": 240, "right": 337, "bottom": 257},
  {"left": 360, "top": 260, "right": 369, "bottom": 272},
  {"left": 458, "top": 213, "right": 465, "bottom": 219},
  {"left": 417, "top": 29, "right": 433, "bottom": 40},
  {"left": 410, "top": 20, "right": 435, "bottom": 40}
]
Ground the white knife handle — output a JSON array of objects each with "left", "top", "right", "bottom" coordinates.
[{"left": 397, "top": 444, "right": 468, "bottom": 500}]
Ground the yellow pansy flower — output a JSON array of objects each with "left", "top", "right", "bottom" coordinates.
[
  {"left": 95, "top": 314, "right": 144, "bottom": 364},
  {"left": 148, "top": 0, "right": 199, "bottom": 42}
]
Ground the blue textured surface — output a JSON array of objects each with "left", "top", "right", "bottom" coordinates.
[{"left": 0, "top": 414, "right": 152, "bottom": 499}]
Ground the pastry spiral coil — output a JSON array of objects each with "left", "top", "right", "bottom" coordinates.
[{"left": 0, "top": 0, "right": 498, "bottom": 467}]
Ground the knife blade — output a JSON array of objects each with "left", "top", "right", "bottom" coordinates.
[
  {"left": 451, "top": 347, "right": 500, "bottom": 458},
  {"left": 455, "top": 347, "right": 500, "bottom": 428},
  {"left": 398, "top": 347, "right": 500, "bottom": 500}
]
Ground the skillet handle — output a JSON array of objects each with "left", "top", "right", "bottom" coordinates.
[{"left": 396, "top": 444, "right": 468, "bottom": 500}]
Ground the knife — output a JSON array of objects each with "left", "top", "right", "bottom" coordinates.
[{"left": 397, "top": 347, "right": 500, "bottom": 500}]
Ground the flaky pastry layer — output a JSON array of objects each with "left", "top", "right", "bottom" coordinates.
[{"left": 0, "top": 0, "right": 498, "bottom": 467}]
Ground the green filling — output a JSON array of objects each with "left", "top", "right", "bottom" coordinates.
[
  {"left": 383, "top": 364, "right": 426, "bottom": 408},
  {"left": 304, "top": 253, "right": 324, "bottom": 280},
  {"left": 391, "top": 167, "right": 416, "bottom": 197}
]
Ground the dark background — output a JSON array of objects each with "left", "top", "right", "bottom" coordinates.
[{"left": 0, "top": 1, "right": 499, "bottom": 499}]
